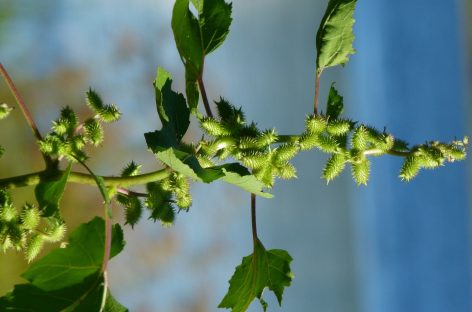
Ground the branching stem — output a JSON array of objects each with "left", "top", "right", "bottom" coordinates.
[
  {"left": 0, "top": 63, "right": 53, "bottom": 167},
  {"left": 0, "top": 168, "right": 171, "bottom": 189}
]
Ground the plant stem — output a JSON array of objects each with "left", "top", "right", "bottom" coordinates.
[
  {"left": 0, "top": 168, "right": 171, "bottom": 189},
  {"left": 116, "top": 187, "right": 148, "bottom": 197},
  {"left": 313, "top": 72, "right": 321, "bottom": 115},
  {"left": 197, "top": 74, "right": 214, "bottom": 118},
  {"left": 251, "top": 193, "right": 258, "bottom": 246},
  {"left": 0, "top": 63, "right": 53, "bottom": 167}
]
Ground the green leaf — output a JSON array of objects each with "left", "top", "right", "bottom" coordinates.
[
  {"left": 154, "top": 67, "right": 190, "bottom": 141},
  {"left": 0, "top": 217, "right": 127, "bottom": 311},
  {"left": 149, "top": 146, "right": 272, "bottom": 198},
  {"left": 220, "top": 163, "right": 273, "bottom": 198},
  {"left": 0, "top": 275, "right": 128, "bottom": 311},
  {"left": 34, "top": 163, "right": 72, "bottom": 217},
  {"left": 172, "top": 0, "right": 232, "bottom": 112},
  {"left": 197, "top": 0, "right": 233, "bottom": 55},
  {"left": 326, "top": 83, "right": 344, "bottom": 119},
  {"left": 22, "top": 217, "right": 125, "bottom": 291},
  {"left": 316, "top": 0, "right": 357, "bottom": 73},
  {"left": 218, "top": 239, "right": 293, "bottom": 312}
]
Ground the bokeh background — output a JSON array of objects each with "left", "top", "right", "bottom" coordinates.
[{"left": 0, "top": 1, "right": 471, "bottom": 311}]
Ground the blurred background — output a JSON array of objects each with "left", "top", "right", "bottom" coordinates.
[{"left": 0, "top": 0, "right": 471, "bottom": 311}]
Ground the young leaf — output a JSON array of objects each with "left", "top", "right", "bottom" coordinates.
[
  {"left": 34, "top": 163, "right": 72, "bottom": 217},
  {"left": 326, "top": 84, "right": 344, "bottom": 119},
  {"left": 197, "top": 0, "right": 232, "bottom": 55},
  {"left": 218, "top": 239, "right": 293, "bottom": 312},
  {"left": 316, "top": 0, "right": 357, "bottom": 73},
  {"left": 154, "top": 67, "right": 190, "bottom": 141}
]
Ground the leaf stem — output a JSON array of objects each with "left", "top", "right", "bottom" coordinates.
[
  {"left": 313, "top": 71, "right": 321, "bottom": 115},
  {"left": 251, "top": 193, "right": 258, "bottom": 246},
  {"left": 197, "top": 74, "right": 214, "bottom": 118},
  {"left": 0, "top": 168, "right": 171, "bottom": 189}
]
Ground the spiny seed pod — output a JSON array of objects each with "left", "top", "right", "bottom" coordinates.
[
  {"left": 216, "top": 147, "right": 233, "bottom": 160},
  {"left": 416, "top": 146, "right": 443, "bottom": 169},
  {"left": 216, "top": 98, "right": 246, "bottom": 125},
  {"left": 352, "top": 125, "right": 369, "bottom": 150},
  {"left": 176, "top": 193, "right": 192, "bottom": 210},
  {"left": 255, "top": 129, "right": 278, "bottom": 147},
  {"left": 0, "top": 205, "right": 17, "bottom": 222},
  {"left": 374, "top": 134, "right": 395, "bottom": 151},
  {"left": 0, "top": 189, "right": 12, "bottom": 207},
  {"left": 71, "top": 134, "right": 86, "bottom": 151},
  {"left": 274, "top": 144, "right": 299, "bottom": 163},
  {"left": 7, "top": 224, "right": 23, "bottom": 250},
  {"left": 121, "top": 161, "right": 142, "bottom": 177},
  {"left": 322, "top": 153, "right": 346, "bottom": 183},
  {"left": 238, "top": 137, "right": 260, "bottom": 150},
  {"left": 241, "top": 151, "right": 269, "bottom": 170},
  {"left": 25, "top": 234, "right": 45, "bottom": 263},
  {"left": 84, "top": 118, "right": 104, "bottom": 146},
  {"left": 196, "top": 156, "right": 215, "bottom": 168},
  {"left": 298, "top": 132, "right": 318, "bottom": 150},
  {"left": 352, "top": 157, "right": 370, "bottom": 186},
  {"left": 277, "top": 163, "right": 297, "bottom": 180},
  {"left": 255, "top": 166, "right": 276, "bottom": 188},
  {"left": 305, "top": 115, "right": 327, "bottom": 134},
  {"left": 20, "top": 204, "right": 40, "bottom": 230},
  {"left": 60, "top": 106, "right": 78, "bottom": 129},
  {"left": 117, "top": 194, "right": 142, "bottom": 228},
  {"left": 326, "top": 119, "right": 352, "bottom": 136},
  {"left": 444, "top": 147, "right": 466, "bottom": 161},
  {"left": 43, "top": 222, "right": 67, "bottom": 242},
  {"left": 316, "top": 134, "right": 339, "bottom": 153},
  {"left": 98, "top": 104, "right": 121, "bottom": 123},
  {"left": 399, "top": 156, "right": 420, "bottom": 181},
  {"left": 86, "top": 89, "right": 104, "bottom": 113},
  {"left": 393, "top": 138, "right": 409, "bottom": 151},
  {"left": 200, "top": 117, "right": 232, "bottom": 136},
  {"left": 52, "top": 119, "right": 69, "bottom": 136}
]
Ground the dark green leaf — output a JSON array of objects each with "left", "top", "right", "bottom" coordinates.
[
  {"left": 0, "top": 217, "right": 127, "bottom": 311},
  {"left": 198, "top": 0, "right": 232, "bottom": 55},
  {"left": 154, "top": 67, "right": 190, "bottom": 141},
  {"left": 172, "top": 0, "right": 204, "bottom": 77},
  {"left": 218, "top": 239, "right": 293, "bottom": 312},
  {"left": 316, "top": 0, "right": 357, "bottom": 73},
  {"left": 22, "top": 217, "right": 125, "bottom": 291},
  {"left": 0, "top": 274, "right": 128, "bottom": 311},
  {"left": 326, "top": 84, "right": 343, "bottom": 119},
  {"left": 34, "top": 163, "right": 72, "bottom": 217}
]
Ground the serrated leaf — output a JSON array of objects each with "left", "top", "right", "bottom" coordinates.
[
  {"left": 220, "top": 163, "right": 273, "bottom": 198},
  {"left": 326, "top": 84, "right": 344, "bottom": 119},
  {"left": 22, "top": 217, "right": 124, "bottom": 291},
  {"left": 34, "top": 163, "right": 72, "bottom": 217},
  {"left": 0, "top": 274, "right": 128, "bottom": 311},
  {"left": 172, "top": 0, "right": 232, "bottom": 112},
  {"left": 154, "top": 67, "right": 190, "bottom": 141},
  {"left": 218, "top": 239, "right": 293, "bottom": 312},
  {"left": 0, "top": 217, "right": 127, "bottom": 311},
  {"left": 197, "top": 0, "right": 232, "bottom": 55},
  {"left": 316, "top": 0, "right": 357, "bottom": 73}
]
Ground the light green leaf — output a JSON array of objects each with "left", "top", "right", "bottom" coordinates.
[
  {"left": 22, "top": 217, "right": 125, "bottom": 291},
  {"left": 34, "top": 163, "right": 72, "bottom": 217},
  {"left": 218, "top": 239, "right": 293, "bottom": 312},
  {"left": 220, "top": 163, "right": 273, "bottom": 198},
  {"left": 316, "top": 0, "right": 357, "bottom": 73}
]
